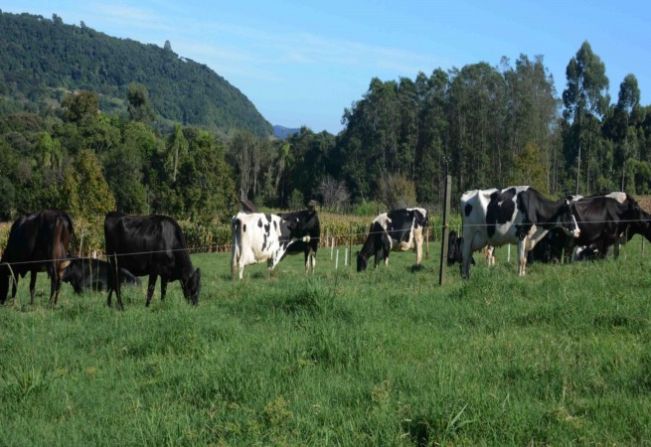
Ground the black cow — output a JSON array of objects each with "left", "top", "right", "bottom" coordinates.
[
  {"left": 279, "top": 201, "right": 320, "bottom": 274},
  {"left": 568, "top": 195, "right": 651, "bottom": 258},
  {"left": 357, "top": 208, "right": 428, "bottom": 272},
  {"left": 104, "top": 212, "right": 201, "bottom": 309},
  {"left": 62, "top": 258, "right": 140, "bottom": 294},
  {"left": 0, "top": 210, "right": 74, "bottom": 305}
]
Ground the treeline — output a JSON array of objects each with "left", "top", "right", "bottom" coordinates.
[
  {"left": 0, "top": 90, "right": 237, "bottom": 229},
  {"left": 0, "top": 11, "right": 271, "bottom": 136},
  {"left": 2, "top": 38, "right": 651, "bottom": 235},
  {"left": 237, "top": 42, "right": 651, "bottom": 210}
]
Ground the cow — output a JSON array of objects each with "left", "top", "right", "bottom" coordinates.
[
  {"left": 0, "top": 210, "right": 74, "bottom": 305},
  {"left": 531, "top": 192, "right": 638, "bottom": 262},
  {"left": 279, "top": 200, "right": 320, "bottom": 274},
  {"left": 567, "top": 194, "right": 651, "bottom": 259},
  {"left": 62, "top": 258, "right": 140, "bottom": 294},
  {"left": 448, "top": 230, "right": 478, "bottom": 266},
  {"left": 231, "top": 211, "right": 311, "bottom": 279},
  {"left": 356, "top": 208, "right": 428, "bottom": 272},
  {"left": 104, "top": 212, "right": 201, "bottom": 309},
  {"left": 460, "top": 186, "right": 580, "bottom": 278}
]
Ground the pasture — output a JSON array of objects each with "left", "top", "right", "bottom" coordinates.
[{"left": 1, "top": 239, "right": 651, "bottom": 445}]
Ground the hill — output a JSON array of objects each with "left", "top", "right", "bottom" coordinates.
[
  {"left": 0, "top": 11, "right": 272, "bottom": 136},
  {"left": 273, "top": 125, "right": 300, "bottom": 139}
]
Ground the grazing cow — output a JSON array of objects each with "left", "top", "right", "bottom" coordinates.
[
  {"left": 448, "top": 230, "right": 477, "bottom": 266},
  {"left": 357, "top": 208, "right": 428, "bottom": 272},
  {"left": 0, "top": 210, "right": 74, "bottom": 305},
  {"left": 231, "top": 212, "right": 310, "bottom": 279},
  {"left": 62, "top": 258, "right": 140, "bottom": 294},
  {"left": 567, "top": 194, "right": 651, "bottom": 259},
  {"left": 104, "top": 212, "right": 201, "bottom": 309},
  {"left": 460, "top": 186, "right": 580, "bottom": 278},
  {"left": 279, "top": 201, "right": 320, "bottom": 274}
]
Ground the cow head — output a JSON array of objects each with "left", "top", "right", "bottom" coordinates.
[
  {"left": 626, "top": 200, "right": 651, "bottom": 241},
  {"left": 356, "top": 251, "right": 368, "bottom": 272},
  {"left": 61, "top": 261, "right": 84, "bottom": 294},
  {"left": 182, "top": 268, "right": 201, "bottom": 305},
  {"left": 557, "top": 200, "right": 581, "bottom": 238}
]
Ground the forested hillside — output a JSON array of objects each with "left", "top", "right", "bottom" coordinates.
[{"left": 0, "top": 11, "right": 271, "bottom": 136}]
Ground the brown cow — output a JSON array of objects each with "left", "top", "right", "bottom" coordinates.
[{"left": 0, "top": 210, "right": 74, "bottom": 305}]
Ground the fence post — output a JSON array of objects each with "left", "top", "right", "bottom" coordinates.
[
  {"left": 425, "top": 226, "right": 430, "bottom": 259},
  {"left": 348, "top": 223, "right": 353, "bottom": 268},
  {"left": 642, "top": 238, "right": 645, "bottom": 256},
  {"left": 439, "top": 175, "right": 451, "bottom": 286},
  {"left": 335, "top": 249, "right": 339, "bottom": 270}
]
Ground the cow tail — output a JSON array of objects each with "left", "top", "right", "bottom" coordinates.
[{"left": 231, "top": 217, "right": 242, "bottom": 271}]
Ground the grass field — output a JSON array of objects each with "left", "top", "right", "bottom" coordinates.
[{"left": 1, "top": 238, "right": 651, "bottom": 446}]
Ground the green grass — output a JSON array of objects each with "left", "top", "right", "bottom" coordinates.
[{"left": 1, "top": 238, "right": 651, "bottom": 445}]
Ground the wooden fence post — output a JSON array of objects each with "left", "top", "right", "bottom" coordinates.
[
  {"left": 439, "top": 175, "right": 451, "bottom": 286},
  {"left": 348, "top": 223, "right": 353, "bottom": 267}
]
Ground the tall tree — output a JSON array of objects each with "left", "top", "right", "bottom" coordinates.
[{"left": 562, "top": 41, "right": 609, "bottom": 193}]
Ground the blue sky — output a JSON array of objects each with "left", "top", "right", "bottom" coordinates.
[{"left": 3, "top": 1, "right": 650, "bottom": 133}]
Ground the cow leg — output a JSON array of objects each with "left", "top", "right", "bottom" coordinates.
[
  {"left": 414, "top": 227, "right": 424, "bottom": 265},
  {"left": 160, "top": 278, "right": 168, "bottom": 301},
  {"left": 304, "top": 250, "right": 309, "bottom": 274},
  {"left": 460, "top": 233, "right": 474, "bottom": 279},
  {"left": 145, "top": 274, "right": 157, "bottom": 307},
  {"left": 517, "top": 240, "right": 527, "bottom": 276},
  {"left": 310, "top": 252, "right": 316, "bottom": 274},
  {"left": 29, "top": 271, "right": 37, "bottom": 305},
  {"left": 11, "top": 276, "right": 18, "bottom": 299}
]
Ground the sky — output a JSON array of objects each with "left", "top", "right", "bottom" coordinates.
[{"left": 3, "top": 1, "right": 651, "bottom": 134}]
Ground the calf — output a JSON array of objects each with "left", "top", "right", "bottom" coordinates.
[
  {"left": 231, "top": 212, "right": 310, "bottom": 279},
  {"left": 0, "top": 210, "right": 73, "bottom": 305},
  {"left": 357, "top": 208, "right": 428, "bottom": 271},
  {"left": 279, "top": 201, "right": 320, "bottom": 274},
  {"left": 460, "top": 186, "right": 580, "bottom": 278},
  {"left": 62, "top": 258, "right": 140, "bottom": 294},
  {"left": 104, "top": 212, "right": 201, "bottom": 309}
]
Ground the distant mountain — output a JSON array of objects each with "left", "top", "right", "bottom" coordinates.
[
  {"left": 273, "top": 125, "right": 300, "bottom": 139},
  {"left": 0, "top": 11, "right": 272, "bottom": 136}
]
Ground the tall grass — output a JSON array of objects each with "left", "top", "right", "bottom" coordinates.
[{"left": 1, "top": 237, "right": 651, "bottom": 445}]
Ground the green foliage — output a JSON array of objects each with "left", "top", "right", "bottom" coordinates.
[
  {"left": 0, "top": 11, "right": 271, "bottom": 136},
  {"left": 509, "top": 142, "right": 549, "bottom": 193},
  {"left": 72, "top": 149, "right": 116, "bottom": 220}
]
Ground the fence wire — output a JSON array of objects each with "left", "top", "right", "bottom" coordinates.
[{"left": 0, "top": 216, "right": 649, "bottom": 268}]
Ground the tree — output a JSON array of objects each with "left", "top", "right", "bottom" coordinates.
[
  {"left": 127, "top": 83, "right": 154, "bottom": 122},
  {"left": 562, "top": 41, "right": 609, "bottom": 193},
  {"left": 165, "top": 124, "right": 188, "bottom": 182},
  {"left": 73, "top": 149, "right": 116, "bottom": 219},
  {"left": 62, "top": 91, "right": 99, "bottom": 123}
]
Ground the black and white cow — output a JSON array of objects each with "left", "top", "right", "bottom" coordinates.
[
  {"left": 279, "top": 201, "right": 320, "bottom": 274},
  {"left": 460, "top": 186, "right": 580, "bottom": 277},
  {"left": 568, "top": 193, "right": 651, "bottom": 259},
  {"left": 531, "top": 191, "right": 642, "bottom": 262},
  {"left": 231, "top": 212, "right": 310, "bottom": 279},
  {"left": 356, "top": 208, "right": 428, "bottom": 272}
]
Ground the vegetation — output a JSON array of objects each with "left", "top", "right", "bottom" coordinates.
[
  {"left": 233, "top": 45, "right": 651, "bottom": 210},
  {"left": 1, "top": 240, "right": 651, "bottom": 445},
  {"left": 0, "top": 12, "right": 271, "bottom": 136}
]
